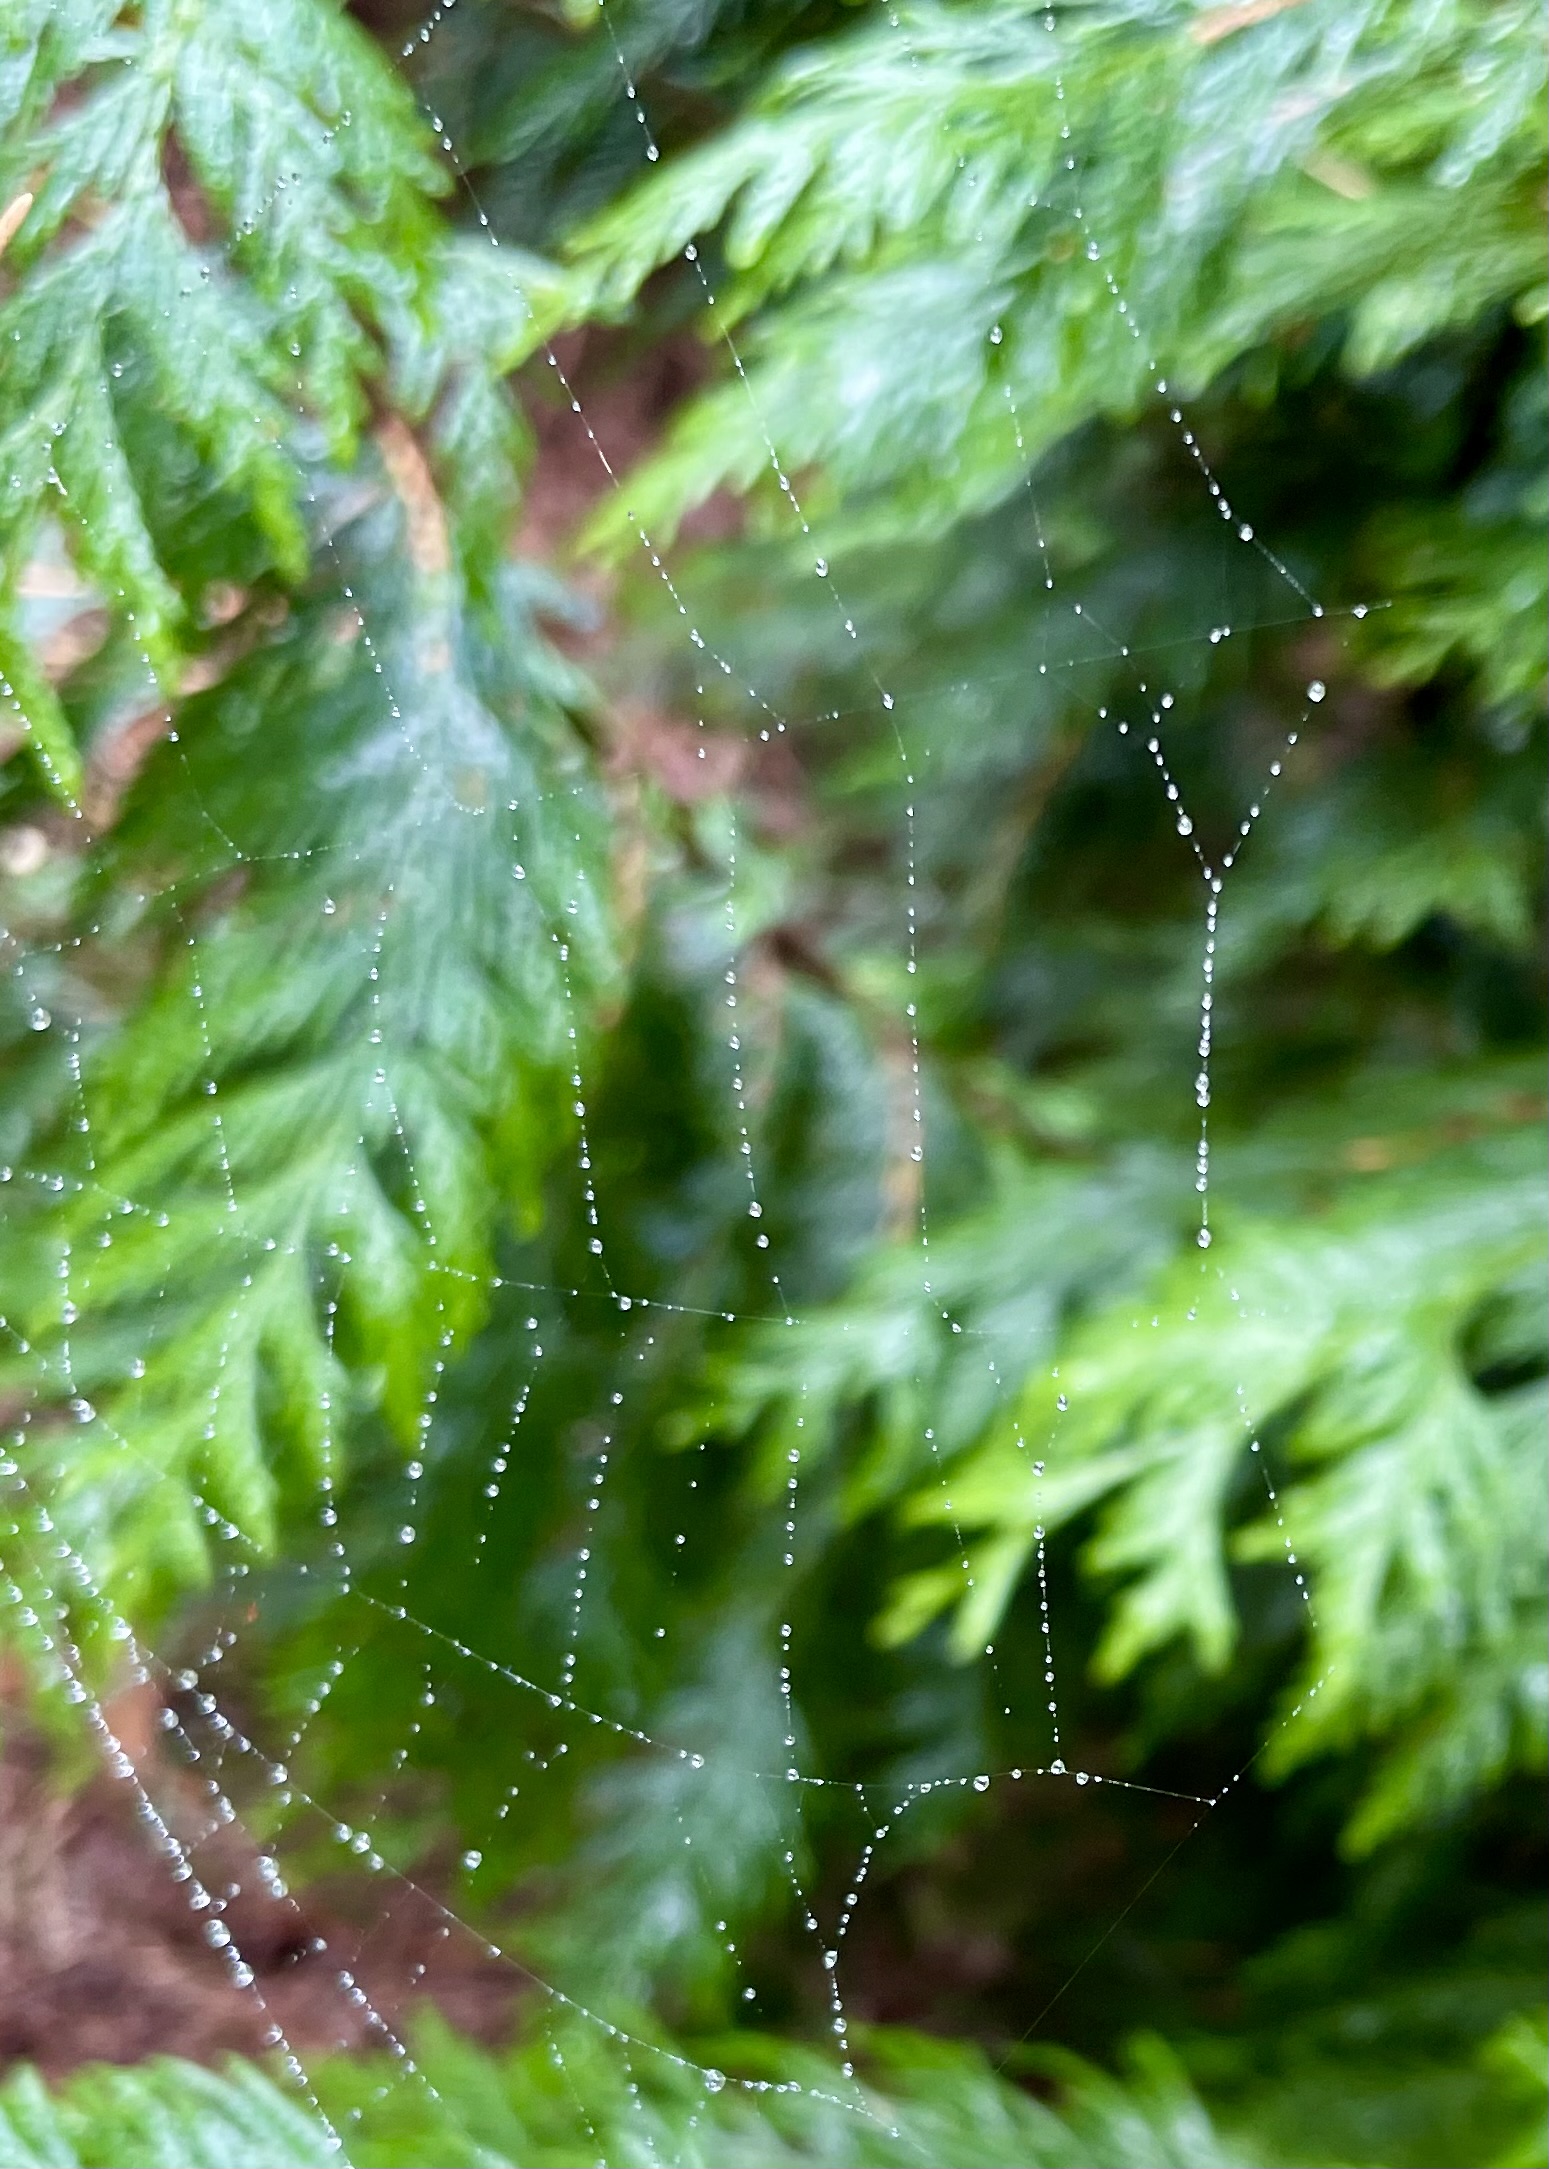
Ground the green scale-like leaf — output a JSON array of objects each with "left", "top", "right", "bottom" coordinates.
[
  {"left": 893, "top": 1126, "right": 1546, "bottom": 1842},
  {"left": 565, "top": 0, "right": 1548, "bottom": 558}
]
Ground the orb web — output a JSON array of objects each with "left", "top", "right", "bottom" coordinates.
[{"left": 0, "top": 4, "right": 1362, "bottom": 2160}]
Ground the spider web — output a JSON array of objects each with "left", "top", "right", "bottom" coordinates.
[{"left": 0, "top": 4, "right": 1371, "bottom": 2160}]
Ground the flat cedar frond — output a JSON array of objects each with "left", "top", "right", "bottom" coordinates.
[
  {"left": 566, "top": 0, "right": 1547, "bottom": 554},
  {"left": 898, "top": 1132, "right": 1546, "bottom": 1840},
  {"left": 0, "top": 4, "right": 611, "bottom": 1609},
  {"left": 0, "top": 0, "right": 560, "bottom": 788}
]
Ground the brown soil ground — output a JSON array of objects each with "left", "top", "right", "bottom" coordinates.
[{"left": 0, "top": 1690, "right": 520, "bottom": 2077}]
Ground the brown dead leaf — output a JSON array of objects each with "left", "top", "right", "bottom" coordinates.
[
  {"left": 375, "top": 413, "right": 451, "bottom": 578},
  {"left": 0, "top": 191, "right": 33, "bottom": 261}
]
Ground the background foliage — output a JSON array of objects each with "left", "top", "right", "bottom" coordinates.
[{"left": 0, "top": 1, "right": 1543, "bottom": 2165}]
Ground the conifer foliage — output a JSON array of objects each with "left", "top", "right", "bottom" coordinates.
[
  {"left": 0, "top": 3, "right": 1544, "bottom": 2166},
  {"left": 2, "top": 0, "right": 606, "bottom": 1605}
]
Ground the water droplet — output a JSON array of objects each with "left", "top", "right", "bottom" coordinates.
[
  {"left": 29, "top": 1006, "right": 50, "bottom": 1031},
  {"left": 703, "top": 2068, "right": 726, "bottom": 2094},
  {"left": 1307, "top": 680, "right": 1326, "bottom": 703},
  {"left": 398, "top": 1525, "right": 416, "bottom": 1544}
]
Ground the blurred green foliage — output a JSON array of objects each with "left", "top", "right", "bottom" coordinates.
[
  {"left": 3, "top": 2001, "right": 1546, "bottom": 2168},
  {"left": 0, "top": 1, "right": 1543, "bottom": 2165},
  {"left": 0, "top": 2024, "right": 1262, "bottom": 2168}
]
